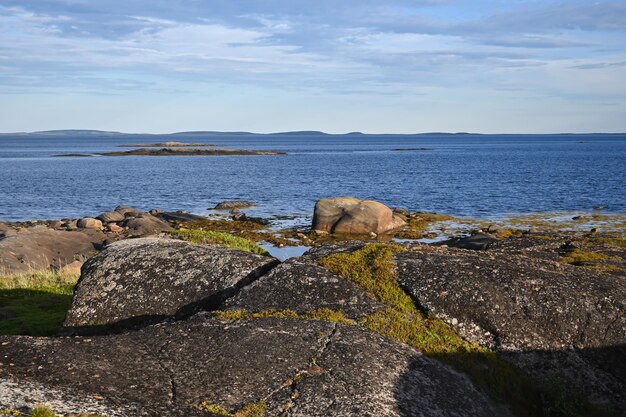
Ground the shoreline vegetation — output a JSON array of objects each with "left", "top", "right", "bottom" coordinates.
[
  {"left": 53, "top": 147, "right": 286, "bottom": 157},
  {"left": 1, "top": 203, "right": 625, "bottom": 416}
]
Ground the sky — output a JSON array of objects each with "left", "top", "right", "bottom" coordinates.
[{"left": 1, "top": 0, "right": 625, "bottom": 133}]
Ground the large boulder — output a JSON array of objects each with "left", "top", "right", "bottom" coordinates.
[
  {"left": 0, "top": 226, "right": 104, "bottom": 274},
  {"left": 1, "top": 316, "right": 512, "bottom": 417},
  {"left": 395, "top": 248, "right": 626, "bottom": 351},
  {"left": 114, "top": 205, "right": 145, "bottom": 217},
  {"left": 121, "top": 214, "right": 173, "bottom": 237},
  {"left": 312, "top": 197, "right": 405, "bottom": 235},
  {"left": 63, "top": 238, "right": 278, "bottom": 329},
  {"left": 224, "top": 257, "right": 385, "bottom": 319},
  {"left": 395, "top": 247, "right": 626, "bottom": 412}
]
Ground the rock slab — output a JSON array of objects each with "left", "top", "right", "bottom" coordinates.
[{"left": 63, "top": 238, "right": 278, "bottom": 328}]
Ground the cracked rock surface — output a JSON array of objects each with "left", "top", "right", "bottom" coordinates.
[
  {"left": 223, "top": 257, "right": 385, "bottom": 318},
  {"left": 0, "top": 316, "right": 511, "bottom": 417},
  {"left": 395, "top": 247, "right": 626, "bottom": 413},
  {"left": 64, "top": 238, "right": 279, "bottom": 329}
]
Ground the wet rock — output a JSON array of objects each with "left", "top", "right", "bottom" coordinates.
[
  {"left": 96, "top": 211, "right": 125, "bottom": 223},
  {"left": 1, "top": 316, "right": 511, "bottom": 417},
  {"left": 156, "top": 211, "right": 206, "bottom": 223},
  {"left": 76, "top": 217, "right": 103, "bottom": 230},
  {"left": 63, "top": 238, "right": 279, "bottom": 329},
  {"left": 0, "top": 226, "right": 105, "bottom": 274},
  {"left": 438, "top": 233, "right": 498, "bottom": 250},
  {"left": 213, "top": 201, "right": 256, "bottom": 210},
  {"left": 312, "top": 197, "right": 406, "bottom": 235},
  {"left": 121, "top": 214, "right": 173, "bottom": 237},
  {"left": 224, "top": 258, "right": 385, "bottom": 318}
]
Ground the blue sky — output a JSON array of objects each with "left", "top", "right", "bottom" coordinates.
[{"left": 1, "top": 1, "right": 625, "bottom": 133}]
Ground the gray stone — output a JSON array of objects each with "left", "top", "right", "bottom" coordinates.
[
  {"left": 63, "top": 238, "right": 279, "bottom": 329},
  {"left": 395, "top": 247, "right": 626, "bottom": 412},
  {"left": 1, "top": 316, "right": 512, "bottom": 417},
  {"left": 121, "top": 214, "right": 173, "bottom": 237},
  {"left": 224, "top": 257, "right": 385, "bottom": 318},
  {"left": 213, "top": 200, "right": 256, "bottom": 210},
  {"left": 96, "top": 211, "right": 125, "bottom": 223}
]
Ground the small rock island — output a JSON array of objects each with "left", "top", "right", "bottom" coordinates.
[{"left": 54, "top": 147, "right": 286, "bottom": 157}]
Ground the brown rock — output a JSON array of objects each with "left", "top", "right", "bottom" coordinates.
[
  {"left": 312, "top": 197, "right": 406, "bottom": 235},
  {"left": 77, "top": 218, "right": 103, "bottom": 230},
  {"left": 0, "top": 226, "right": 104, "bottom": 274}
]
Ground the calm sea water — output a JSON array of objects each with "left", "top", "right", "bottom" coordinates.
[{"left": 0, "top": 133, "right": 624, "bottom": 222}]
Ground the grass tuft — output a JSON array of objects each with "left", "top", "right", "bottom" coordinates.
[
  {"left": 171, "top": 229, "right": 270, "bottom": 256},
  {"left": 29, "top": 406, "right": 56, "bottom": 417}
]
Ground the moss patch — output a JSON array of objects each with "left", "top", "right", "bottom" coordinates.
[
  {"left": 214, "top": 308, "right": 354, "bottom": 325},
  {"left": 0, "top": 270, "right": 79, "bottom": 336},
  {"left": 171, "top": 229, "right": 270, "bottom": 256},
  {"left": 394, "top": 213, "right": 456, "bottom": 239},
  {"left": 561, "top": 249, "right": 610, "bottom": 266},
  {"left": 198, "top": 401, "right": 267, "bottom": 417}
]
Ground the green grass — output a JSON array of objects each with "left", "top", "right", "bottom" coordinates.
[
  {"left": 0, "top": 270, "right": 79, "bottom": 336},
  {"left": 318, "top": 244, "right": 606, "bottom": 417},
  {"left": 171, "top": 229, "right": 270, "bottom": 256}
]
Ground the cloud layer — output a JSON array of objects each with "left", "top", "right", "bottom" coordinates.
[{"left": 1, "top": 1, "right": 625, "bottom": 132}]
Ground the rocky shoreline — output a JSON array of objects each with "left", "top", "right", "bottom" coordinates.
[{"left": 0, "top": 200, "right": 625, "bottom": 416}]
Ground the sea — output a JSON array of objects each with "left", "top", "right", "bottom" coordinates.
[{"left": 0, "top": 132, "right": 625, "bottom": 223}]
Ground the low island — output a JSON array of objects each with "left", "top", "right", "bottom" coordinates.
[{"left": 54, "top": 147, "right": 286, "bottom": 157}]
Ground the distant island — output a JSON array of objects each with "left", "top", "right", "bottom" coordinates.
[
  {"left": 2, "top": 129, "right": 626, "bottom": 137},
  {"left": 54, "top": 147, "right": 286, "bottom": 157},
  {"left": 393, "top": 147, "right": 434, "bottom": 151},
  {"left": 118, "top": 141, "right": 216, "bottom": 148}
]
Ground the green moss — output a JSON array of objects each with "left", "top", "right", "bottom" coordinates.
[
  {"left": 561, "top": 249, "right": 609, "bottom": 266},
  {"left": 198, "top": 401, "right": 267, "bottom": 417},
  {"left": 214, "top": 308, "right": 354, "bottom": 325},
  {"left": 0, "top": 270, "right": 79, "bottom": 336},
  {"left": 171, "top": 229, "right": 270, "bottom": 256},
  {"left": 586, "top": 237, "right": 626, "bottom": 247},
  {"left": 178, "top": 219, "right": 304, "bottom": 247},
  {"left": 394, "top": 213, "right": 456, "bottom": 239},
  {"left": 318, "top": 244, "right": 416, "bottom": 313},
  {"left": 29, "top": 406, "right": 56, "bottom": 417}
]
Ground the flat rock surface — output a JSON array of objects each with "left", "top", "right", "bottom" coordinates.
[
  {"left": 395, "top": 247, "right": 626, "bottom": 413},
  {"left": 0, "top": 226, "right": 105, "bottom": 274},
  {"left": 395, "top": 248, "right": 626, "bottom": 351},
  {"left": 224, "top": 258, "right": 385, "bottom": 318},
  {"left": 64, "top": 238, "right": 278, "bottom": 329},
  {"left": 0, "top": 316, "right": 512, "bottom": 417}
]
